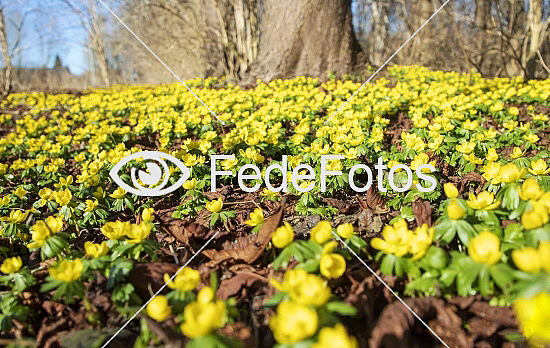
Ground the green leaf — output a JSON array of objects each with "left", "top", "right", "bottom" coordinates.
[{"left": 325, "top": 301, "right": 358, "bottom": 316}]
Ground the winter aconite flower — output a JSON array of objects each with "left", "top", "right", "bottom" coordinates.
[
  {"left": 101, "top": 220, "right": 131, "bottom": 240},
  {"left": 320, "top": 251, "right": 346, "bottom": 279},
  {"left": 180, "top": 287, "right": 226, "bottom": 338},
  {"left": 245, "top": 208, "right": 264, "bottom": 227},
  {"left": 518, "top": 178, "right": 544, "bottom": 201},
  {"left": 163, "top": 267, "right": 200, "bottom": 291},
  {"left": 310, "top": 220, "right": 333, "bottom": 244},
  {"left": 27, "top": 216, "right": 63, "bottom": 248},
  {"left": 269, "top": 301, "right": 318, "bottom": 344},
  {"left": 336, "top": 223, "right": 354, "bottom": 238},
  {"left": 141, "top": 207, "right": 154, "bottom": 222},
  {"left": 514, "top": 292, "right": 550, "bottom": 347},
  {"left": 125, "top": 222, "right": 151, "bottom": 244},
  {"left": 272, "top": 222, "right": 294, "bottom": 248},
  {"left": 146, "top": 295, "right": 172, "bottom": 322},
  {"left": 443, "top": 182, "right": 458, "bottom": 199},
  {"left": 312, "top": 324, "right": 359, "bottom": 348},
  {"left": 84, "top": 241, "right": 108, "bottom": 258},
  {"left": 466, "top": 191, "right": 500, "bottom": 210},
  {"left": 528, "top": 159, "right": 550, "bottom": 175},
  {"left": 521, "top": 201, "right": 549, "bottom": 230},
  {"left": 468, "top": 231, "right": 501, "bottom": 265},
  {"left": 512, "top": 248, "right": 542, "bottom": 273},
  {"left": 270, "top": 270, "right": 331, "bottom": 307},
  {"left": 182, "top": 178, "right": 197, "bottom": 190},
  {"left": 49, "top": 259, "right": 83, "bottom": 283},
  {"left": 1, "top": 256, "right": 22, "bottom": 274},
  {"left": 447, "top": 199, "right": 465, "bottom": 220},
  {"left": 497, "top": 163, "right": 525, "bottom": 183},
  {"left": 206, "top": 197, "right": 223, "bottom": 213},
  {"left": 109, "top": 187, "right": 126, "bottom": 199}
]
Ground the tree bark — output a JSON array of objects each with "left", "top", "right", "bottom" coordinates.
[
  {"left": 89, "top": 0, "right": 110, "bottom": 87},
  {"left": 370, "top": 0, "right": 388, "bottom": 67},
  {"left": 525, "top": 0, "right": 543, "bottom": 79},
  {"left": 247, "top": 0, "right": 362, "bottom": 81},
  {"left": 0, "top": 5, "right": 11, "bottom": 97}
]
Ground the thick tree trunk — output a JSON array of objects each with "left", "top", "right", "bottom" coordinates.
[
  {"left": 247, "top": 0, "right": 362, "bottom": 81},
  {"left": 0, "top": 6, "right": 11, "bottom": 97},
  {"left": 89, "top": 0, "right": 110, "bottom": 87},
  {"left": 370, "top": 0, "right": 388, "bottom": 67}
]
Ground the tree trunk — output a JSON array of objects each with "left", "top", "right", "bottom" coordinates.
[
  {"left": 370, "top": 0, "right": 388, "bottom": 67},
  {"left": 0, "top": 6, "right": 11, "bottom": 97},
  {"left": 89, "top": 0, "right": 110, "bottom": 87},
  {"left": 247, "top": 0, "right": 362, "bottom": 81},
  {"left": 525, "top": 0, "right": 543, "bottom": 79}
]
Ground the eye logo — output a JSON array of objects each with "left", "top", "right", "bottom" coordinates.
[{"left": 110, "top": 151, "right": 190, "bottom": 196}]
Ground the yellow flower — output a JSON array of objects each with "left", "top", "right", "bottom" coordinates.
[
  {"left": 93, "top": 187, "right": 105, "bottom": 199},
  {"left": 182, "top": 178, "right": 197, "bottom": 190},
  {"left": 245, "top": 208, "right": 264, "bottom": 227},
  {"left": 54, "top": 175, "right": 73, "bottom": 189},
  {"left": 320, "top": 253, "right": 346, "bottom": 279},
  {"left": 84, "top": 199, "right": 98, "bottom": 212},
  {"left": 180, "top": 296, "right": 226, "bottom": 338},
  {"left": 84, "top": 241, "right": 108, "bottom": 258},
  {"left": 0, "top": 195, "right": 10, "bottom": 205},
  {"left": 408, "top": 224, "right": 435, "bottom": 260},
  {"left": 271, "top": 270, "right": 331, "bottom": 307},
  {"left": 514, "top": 292, "right": 550, "bottom": 347},
  {"left": 538, "top": 242, "right": 550, "bottom": 272},
  {"left": 54, "top": 189, "right": 72, "bottom": 206},
  {"left": 444, "top": 183, "right": 458, "bottom": 199},
  {"left": 486, "top": 148, "right": 498, "bottom": 162},
  {"left": 269, "top": 301, "right": 318, "bottom": 344},
  {"left": 336, "top": 223, "right": 354, "bottom": 238},
  {"left": 125, "top": 222, "right": 151, "bottom": 244},
  {"left": 272, "top": 222, "right": 294, "bottom": 248},
  {"left": 522, "top": 201, "right": 549, "bottom": 230},
  {"left": 518, "top": 178, "right": 544, "bottom": 201},
  {"left": 13, "top": 187, "right": 27, "bottom": 199},
  {"left": 101, "top": 220, "right": 131, "bottom": 240},
  {"left": 146, "top": 295, "right": 172, "bottom": 322},
  {"left": 510, "top": 147, "right": 524, "bottom": 159},
  {"left": 163, "top": 267, "right": 200, "bottom": 291},
  {"left": 466, "top": 191, "right": 500, "bottom": 210},
  {"left": 27, "top": 216, "right": 63, "bottom": 248},
  {"left": 310, "top": 221, "right": 333, "bottom": 244},
  {"left": 497, "top": 163, "right": 525, "bottom": 183},
  {"left": 206, "top": 197, "right": 223, "bottom": 213},
  {"left": 468, "top": 231, "right": 501, "bottom": 265},
  {"left": 528, "top": 159, "right": 550, "bottom": 175},
  {"left": 1, "top": 210, "right": 29, "bottom": 223},
  {"left": 141, "top": 207, "right": 154, "bottom": 222},
  {"left": 1, "top": 256, "right": 22, "bottom": 274},
  {"left": 110, "top": 187, "right": 126, "bottom": 199},
  {"left": 49, "top": 259, "right": 83, "bottom": 283},
  {"left": 447, "top": 199, "right": 465, "bottom": 220},
  {"left": 312, "top": 324, "right": 359, "bottom": 348},
  {"left": 371, "top": 219, "right": 411, "bottom": 257},
  {"left": 512, "top": 248, "right": 541, "bottom": 273}
]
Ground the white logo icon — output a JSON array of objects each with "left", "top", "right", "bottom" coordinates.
[{"left": 110, "top": 151, "right": 190, "bottom": 196}]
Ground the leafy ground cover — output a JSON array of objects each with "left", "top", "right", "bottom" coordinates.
[{"left": 1, "top": 66, "right": 550, "bottom": 347}]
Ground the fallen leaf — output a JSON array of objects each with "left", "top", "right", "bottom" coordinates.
[
  {"left": 156, "top": 214, "right": 228, "bottom": 247},
  {"left": 202, "top": 198, "right": 286, "bottom": 265},
  {"left": 458, "top": 172, "right": 486, "bottom": 195},
  {"left": 412, "top": 199, "right": 432, "bottom": 227},
  {"left": 365, "top": 187, "right": 389, "bottom": 214},
  {"left": 217, "top": 272, "right": 268, "bottom": 300},
  {"left": 128, "top": 262, "right": 179, "bottom": 299}
]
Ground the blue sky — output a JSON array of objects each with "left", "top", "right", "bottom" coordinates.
[{"left": 2, "top": 0, "right": 88, "bottom": 75}]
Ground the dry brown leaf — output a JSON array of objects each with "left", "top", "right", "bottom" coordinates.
[
  {"left": 128, "top": 262, "right": 179, "bottom": 299},
  {"left": 216, "top": 272, "right": 268, "bottom": 300},
  {"left": 458, "top": 172, "right": 487, "bottom": 195},
  {"left": 365, "top": 186, "right": 389, "bottom": 213},
  {"left": 156, "top": 214, "right": 228, "bottom": 246},
  {"left": 202, "top": 198, "right": 286, "bottom": 265},
  {"left": 412, "top": 199, "right": 432, "bottom": 227}
]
